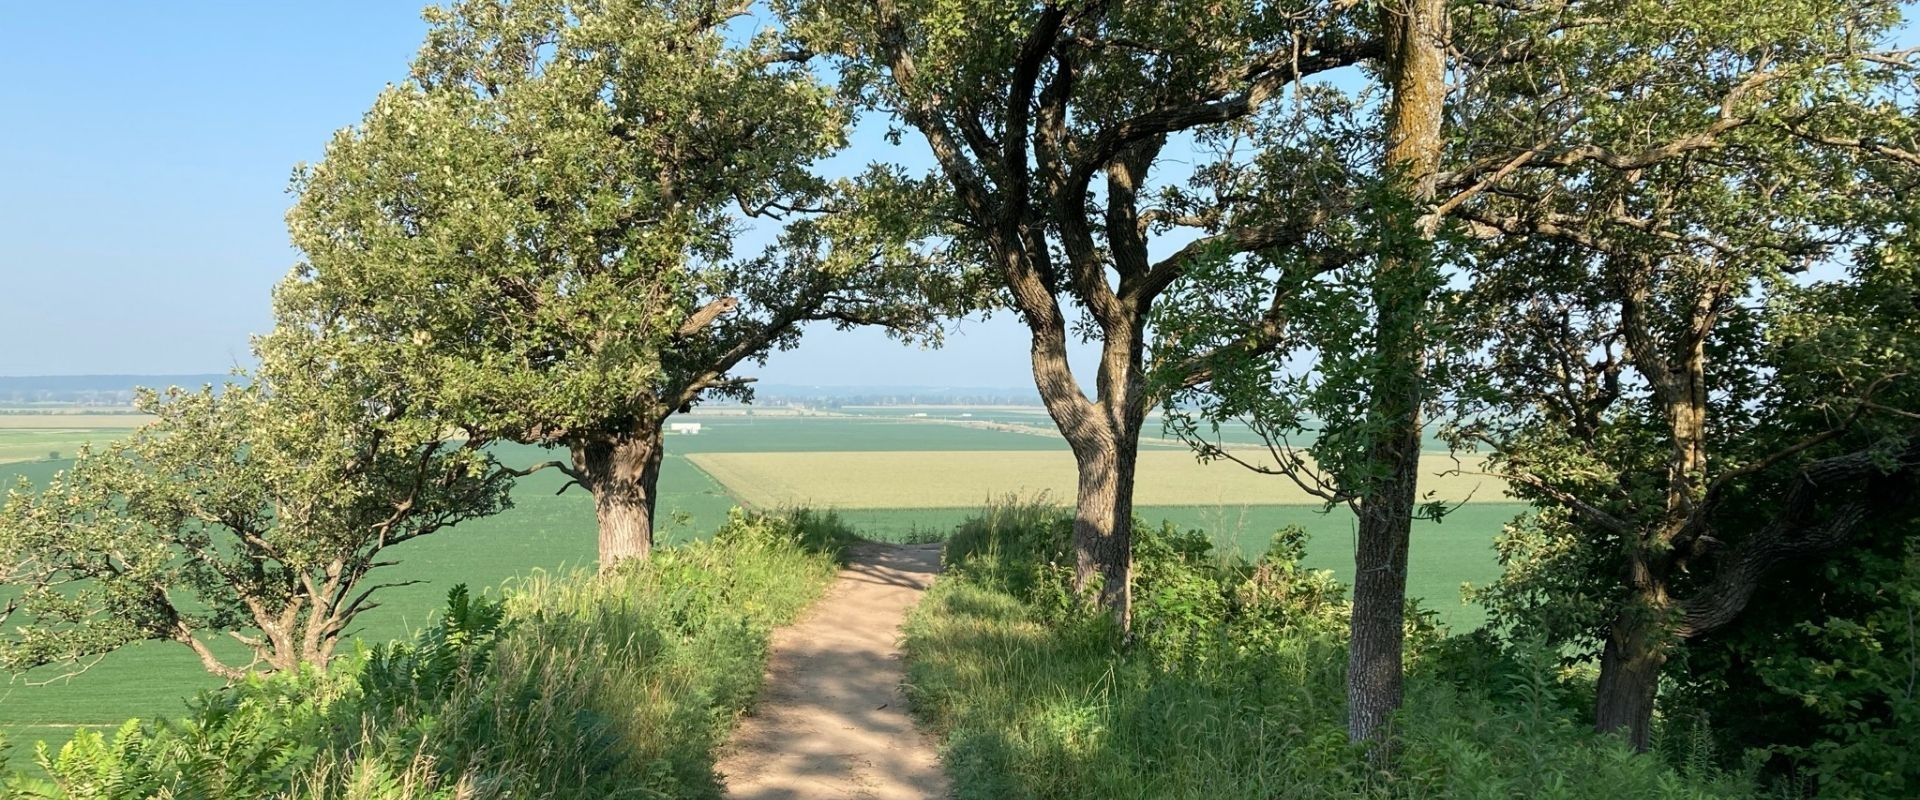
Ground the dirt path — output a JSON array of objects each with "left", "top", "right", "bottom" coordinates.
[{"left": 718, "top": 542, "right": 950, "bottom": 800}]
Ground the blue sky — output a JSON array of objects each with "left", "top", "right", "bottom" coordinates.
[
  {"left": 0, "top": 2, "right": 1065, "bottom": 386},
  {"left": 5, "top": 6, "right": 1911, "bottom": 386}
]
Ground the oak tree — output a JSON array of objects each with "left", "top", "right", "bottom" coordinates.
[
  {"left": 279, "top": 0, "right": 950, "bottom": 566},
  {"left": 1452, "top": 0, "right": 1920, "bottom": 748},
  {"left": 783, "top": 0, "right": 1378, "bottom": 626},
  {"left": 0, "top": 372, "right": 510, "bottom": 680}
]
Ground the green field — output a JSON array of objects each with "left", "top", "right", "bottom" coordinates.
[
  {"left": 833, "top": 502, "right": 1516, "bottom": 629},
  {"left": 0, "top": 409, "right": 1522, "bottom": 770},
  {"left": 0, "top": 429, "right": 137, "bottom": 466},
  {"left": 689, "top": 450, "right": 1503, "bottom": 509}
]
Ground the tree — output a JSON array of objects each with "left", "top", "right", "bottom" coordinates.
[
  {"left": 0, "top": 377, "right": 510, "bottom": 680},
  {"left": 1157, "top": 0, "right": 1917, "bottom": 750},
  {"left": 783, "top": 0, "right": 1378, "bottom": 625},
  {"left": 1452, "top": 6, "right": 1920, "bottom": 746},
  {"left": 278, "top": 0, "right": 952, "bottom": 566},
  {"left": 1151, "top": 0, "right": 1455, "bottom": 749}
]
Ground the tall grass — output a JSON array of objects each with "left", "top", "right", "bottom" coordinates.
[
  {"left": 907, "top": 499, "right": 1752, "bottom": 799},
  {"left": 2, "top": 508, "right": 854, "bottom": 800}
]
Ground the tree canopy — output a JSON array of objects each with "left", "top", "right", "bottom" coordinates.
[
  {"left": 278, "top": 0, "right": 958, "bottom": 563},
  {"left": 0, "top": 371, "right": 509, "bottom": 679}
]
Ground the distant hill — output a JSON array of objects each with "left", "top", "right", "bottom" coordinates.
[{"left": 0, "top": 374, "right": 233, "bottom": 406}]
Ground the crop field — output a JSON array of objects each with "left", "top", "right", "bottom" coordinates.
[
  {"left": 0, "top": 414, "right": 153, "bottom": 428},
  {"left": 835, "top": 503, "right": 1519, "bottom": 628},
  {"left": 0, "top": 415, "right": 150, "bottom": 465},
  {"left": 647, "top": 413, "right": 1134, "bottom": 452},
  {"left": 688, "top": 450, "right": 1506, "bottom": 509},
  {"left": 0, "top": 408, "right": 1522, "bottom": 770}
]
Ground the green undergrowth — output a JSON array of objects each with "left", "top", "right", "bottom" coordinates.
[
  {"left": 904, "top": 499, "right": 1755, "bottom": 799},
  {"left": 0, "top": 508, "right": 853, "bottom": 799}
]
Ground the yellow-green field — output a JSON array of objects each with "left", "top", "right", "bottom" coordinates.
[
  {"left": 687, "top": 449, "right": 1508, "bottom": 509},
  {"left": 0, "top": 413, "right": 151, "bottom": 428},
  {"left": 0, "top": 415, "right": 150, "bottom": 464}
]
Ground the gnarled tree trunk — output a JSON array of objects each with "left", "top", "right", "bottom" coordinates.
[
  {"left": 573, "top": 427, "right": 665, "bottom": 567},
  {"left": 1038, "top": 313, "right": 1151, "bottom": 629},
  {"left": 1067, "top": 421, "right": 1141, "bottom": 628}
]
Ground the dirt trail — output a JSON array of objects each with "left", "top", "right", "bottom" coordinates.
[{"left": 718, "top": 542, "right": 950, "bottom": 800}]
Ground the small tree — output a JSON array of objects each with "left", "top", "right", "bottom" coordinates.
[
  {"left": 0, "top": 379, "right": 510, "bottom": 680},
  {"left": 278, "top": 0, "right": 951, "bottom": 567}
]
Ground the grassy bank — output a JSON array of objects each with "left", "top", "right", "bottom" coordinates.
[
  {"left": 1, "top": 509, "right": 851, "bottom": 799},
  {"left": 0, "top": 443, "right": 737, "bottom": 770},
  {"left": 904, "top": 501, "right": 1751, "bottom": 799}
]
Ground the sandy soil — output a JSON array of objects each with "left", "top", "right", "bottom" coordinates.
[{"left": 717, "top": 542, "right": 951, "bottom": 800}]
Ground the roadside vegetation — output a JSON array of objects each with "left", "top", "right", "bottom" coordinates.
[
  {"left": 907, "top": 501, "right": 1758, "bottom": 799},
  {"left": 0, "top": 509, "right": 852, "bottom": 799}
]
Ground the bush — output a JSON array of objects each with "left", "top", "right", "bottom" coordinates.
[
  {"left": 2, "top": 508, "right": 854, "bottom": 800},
  {"left": 906, "top": 500, "right": 1753, "bottom": 800}
]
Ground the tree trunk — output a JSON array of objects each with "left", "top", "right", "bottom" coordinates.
[
  {"left": 574, "top": 428, "right": 665, "bottom": 567},
  {"left": 1347, "top": 431, "right": 1421, "bottom": 745},
  {"left": 1345, "top": 0, "right": 1448, "bottom": 752},
  {"left": 1594, "top": 614, "right": 1667, "bottom": 751},
  {"left": 1070, "top": 432, "right": 1138, "bottom": 629}
]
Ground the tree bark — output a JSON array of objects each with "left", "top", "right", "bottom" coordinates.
[
  {"left": 574, "top": 428, "right": 665, "bottom": 567},
  {"left": 1594, "top": 611, "right": 1668, "bottom": 751},
  {"left": 1069, "top": 428, "right": 1139, "bottom": 628},
  {"left": 1346, "top": 0, "right": 1448, "bottom": 751},
  {"left": 1347, "top": 433, "right": 1421, "bottom": 745}
]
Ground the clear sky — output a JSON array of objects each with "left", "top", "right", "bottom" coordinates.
[
  {"left": 9, "top": 7, "right": 1909, "bottom": 387},
  {"left": 0, "top": 2, "right": 1079, "bottom": 387}
]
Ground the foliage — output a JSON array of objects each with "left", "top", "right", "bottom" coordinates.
[
  {"left": 1673, "top": 533, "right": 1920, "bottom": 797},
  {"left": 0, "top": 509, "right": 851, "bottom": 799},
  {"left": 276, "top": 0, "right": 961, "bottom": 557},
  {"left": 907, "top": 503, "right": 1754, "bottom": 799},
  {"left": 0, "top": 378, "right": 510, "bottom": 680},
  {"left": 779, "top": 0, "right": 1390, "bottom": 624}
]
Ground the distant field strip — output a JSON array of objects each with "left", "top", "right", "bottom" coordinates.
[
  {"left": 686, "top": 450, "right": 1508, "bottom": 508},
  {"left": 0, "top": 414, "right": 151, "bottom": 429},
  {"left": 0, "top": 429, "right": 143, "bottom": 465}
]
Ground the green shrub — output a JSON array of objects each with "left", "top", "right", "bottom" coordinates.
[
  {"left": 3, "top": 508, "right": 853, "bottom": 800},
  {"left": 907, "top": 500, "right": 1753, "bottom": 800}
]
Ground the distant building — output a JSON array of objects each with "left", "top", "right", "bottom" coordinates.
[
  {"left": 910, "top": 412, "right": 929, "bottom": 418},
  {"left": 669, "top": 422, "right": 704, "bottom": 435}
]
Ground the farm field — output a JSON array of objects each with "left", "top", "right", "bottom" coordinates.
[
  {"left": 834, "top": 503, "right": 1519, "bottom": 629},
  {"left": 642, "top": 412, "right": 1144, "bottom": 452},
  {"left": 0, "top": 414, "right": 150, "bottom": 465},
  {"left": 0, "top": 408, "right": 1521, "bottom": 771},
  {"left": 834, "top": 405, "right": 1460, "bottom": 451},
  {"left": 688, "top": 449, "right": 1506, "bottom": 509}
]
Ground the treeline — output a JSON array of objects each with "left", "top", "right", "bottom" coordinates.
[
  {"left": 1, "top": 0, "right": 1916, "bottom": 797},
  {"left": 0, "top": 375, "right": 227, "bottom": 406}
]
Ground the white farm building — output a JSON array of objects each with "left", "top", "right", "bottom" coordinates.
[{"left": 669, "top": 422, "right": 704, "bottom": 435}]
